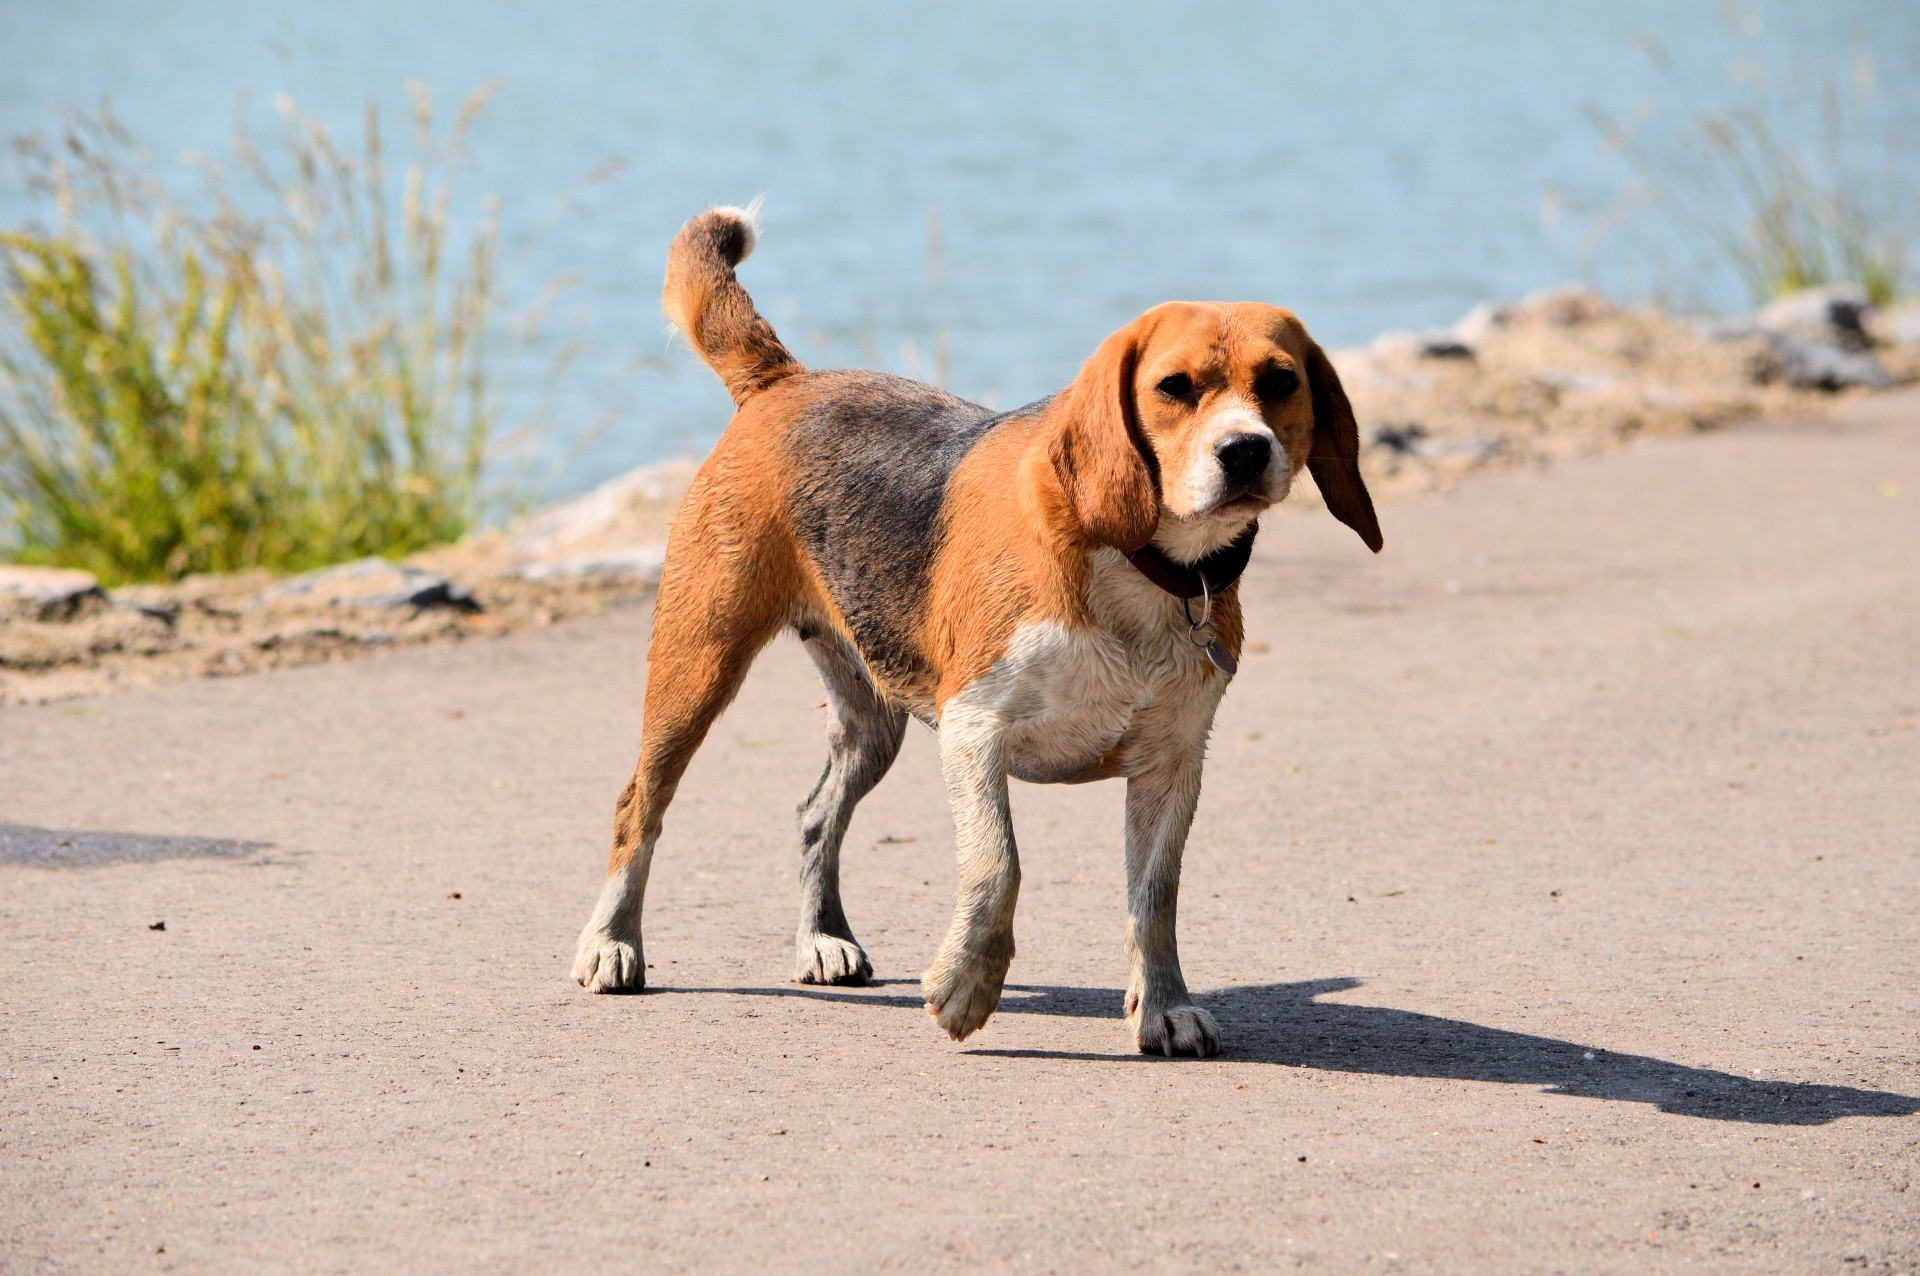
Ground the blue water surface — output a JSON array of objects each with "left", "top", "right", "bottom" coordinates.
[{"left": 2, "top": 0, "right": 1915, "bottom": 495}]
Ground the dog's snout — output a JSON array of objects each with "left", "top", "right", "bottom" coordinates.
[{"left": 1214, "top": 433, "right": 1272, "bottom": 484}]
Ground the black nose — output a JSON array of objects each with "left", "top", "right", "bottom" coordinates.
[{"left": 1214, "top": 433, "right": 1272, "bottom": 484}]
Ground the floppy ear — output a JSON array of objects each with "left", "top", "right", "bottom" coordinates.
[
  {"left": 1305, "top": 339, "right": 1384, "bottom": 553},
  {"left": 1046, "top": 324, "right": 1160, "bottom": 551}
]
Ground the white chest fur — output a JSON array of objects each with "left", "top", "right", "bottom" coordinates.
[{"left": 941, "top": 550, "right": 1228, "bottom": 783}]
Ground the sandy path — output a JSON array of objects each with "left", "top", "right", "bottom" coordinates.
[{"left": 2, "top": 393, "right": 1916, "bottom": 1273}]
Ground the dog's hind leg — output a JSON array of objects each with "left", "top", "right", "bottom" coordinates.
[
  {"left": 571, "top": 496, "right": 786, "bottom": 993},
  {"left": 792, "top": 633, "right": 906, "bottom": 985}
]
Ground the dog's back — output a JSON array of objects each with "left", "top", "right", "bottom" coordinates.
[
  {"left": 663, "top": 205, "right": 1037, "bottom": 699},
  {"left": 779, "top": 371, "right": 1003, "bottom": 688}
]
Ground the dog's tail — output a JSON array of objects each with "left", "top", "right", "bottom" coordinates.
[{"left": 662, "top": 203, "right": 802, "bottom": 407}]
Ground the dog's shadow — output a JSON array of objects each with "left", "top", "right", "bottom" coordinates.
[{"left": 671, "top": 976, "right": 1919, "bottom": 1126}]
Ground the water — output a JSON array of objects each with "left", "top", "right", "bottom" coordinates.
[{"left": 3, "top": 0, "right": 1916, "bottom": 496}]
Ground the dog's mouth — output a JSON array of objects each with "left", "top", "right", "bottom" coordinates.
[
  {"left": 1153, "top": 497, "right": 1269, "bottom": 562},
  {"left": 1218, "top": 459, "right": 1296, "bottom": 514},
  {"left": 1216, "top": 490, "right": 1271, "bottom": 513},
  {"left": 1192, "top": 490, "right": 1274, "bottom": 524}
]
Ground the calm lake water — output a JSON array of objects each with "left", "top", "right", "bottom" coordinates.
[{"left": 3, "top": 1, "right": 1916, "bottom": 495}]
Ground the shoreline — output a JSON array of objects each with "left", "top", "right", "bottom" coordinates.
[{"left": 4, "top": 283, "right": 1915, "bottom": 707}]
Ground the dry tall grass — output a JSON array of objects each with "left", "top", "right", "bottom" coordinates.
[{"left": 1581, "top": 11, "right": 1915, "bottom": 308}]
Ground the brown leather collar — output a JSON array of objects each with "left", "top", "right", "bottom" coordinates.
[{"left": 1122, "top": 524, "right": 1258, "bottom": 600}]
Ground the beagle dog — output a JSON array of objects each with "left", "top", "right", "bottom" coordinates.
[{"left": 572, "top": 206, "right": 1381, "bottom": 1057}]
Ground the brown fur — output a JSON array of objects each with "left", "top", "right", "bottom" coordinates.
[
  {"left": 1045, "top": 323, "right": 1161, "bottom": 553},
  {"left": 603, "top": 413, "right": 803, "bottom": 874},
  {"left": 661, "top": 206, "right": 802, "bottom": 406},
  {"left": 1304, "top": 339, "right": 1383, "bottom": 552},
  {"left": 609, "top": 227, "right": 1385, "bottom": 869}
]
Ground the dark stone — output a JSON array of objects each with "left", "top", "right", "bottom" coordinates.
[
  {"left": 0, "top": 567, "right": 107, "bottom": 621},
  {"left": 1368, "top": 423, "right": 1503, "bottom": 462},
  {"left": 1758, "top": 286, "right": 1873, "bottom": 346},
  {"left": 1370, "top": 423, "right": 1431, "bottom": 454},
  {"left": 265, "top": 559, "right": 482, "bottom": 613},
  {"left": 1764, "top": 332, "right": 1892, "bottom": 391},
  {"left": 1416, "top": 334, "right": 1477, "bottom": 360}
]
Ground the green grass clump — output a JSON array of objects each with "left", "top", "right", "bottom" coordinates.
[{"left": 0, "top": 84, "right": 517, "bottom": 584}]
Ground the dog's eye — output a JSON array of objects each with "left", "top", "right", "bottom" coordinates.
[
  {"left": 1155, "top": 373, "right": 1196, "bottom": 405},
  {"left": 1255, "top": 367, "right": 1300, "bottom": 402}
]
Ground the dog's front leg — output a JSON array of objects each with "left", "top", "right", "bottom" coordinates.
[
  {"left": 922, "top": 700, "right": 1019, "bottom": 1041},
  {"left": 1124, "top": 756, "right": 1220, "bottom": 1057}
]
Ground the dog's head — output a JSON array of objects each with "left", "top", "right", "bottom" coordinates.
[{"left": 1045, "top": 302, "right": 1381, "bottom": 559}]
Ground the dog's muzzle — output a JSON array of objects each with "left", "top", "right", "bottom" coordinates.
[{"left": 1214, "top": 432, "right": 1272, "bottom": 494}]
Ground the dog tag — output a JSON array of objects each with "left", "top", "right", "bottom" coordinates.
[{"left": 1205, "top": 638, "right": 1238, "bottom": 676}]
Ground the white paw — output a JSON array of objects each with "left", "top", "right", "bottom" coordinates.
[
  {"left": 572, "top": 930, "right": 645, "bottom": 993},
  {"left": 922, "top": 942, "right": 1012, "bottom": 1041},
  {"left": 794, "top": 933, "right": 872, "bottom": 985},
  {"left": 1132, "top": 1003, "right": 1220, "bottom": 1058}
]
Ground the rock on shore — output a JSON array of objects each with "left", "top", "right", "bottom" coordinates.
[
  {"left": 0, "top": 567, "right": 108, "bottom": 622},
  {"left": 1332, "top": 283, "right": 1913, "bottom": 505},
  {"left": 4, "top": 286, "right": 1914, "bottom": 705}
]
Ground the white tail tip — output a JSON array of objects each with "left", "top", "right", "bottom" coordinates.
[{"left": 708, "top": 198, "right": 763, "bottom": 262}]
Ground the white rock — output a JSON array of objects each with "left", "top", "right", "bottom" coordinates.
[
  {"left": 0, "top": 565, "right": 105, "bottom": 620},
  {"left": 263, "top": 558, "right": 480, "bottom": 612},
  {"left": 510, "top": 460, "right": 699, "bottom": 558},
  {"left": 1876, "top": 304, "right": 1920, "bottom": 348},
  {"left": 1535, "top": 369, "right": 1621, "bottom": 395},
  {"left": 1764, "top": 332, "right": 1891, "bottom": 391},
  {"left": 511, "top": 545, "right": 667, "bottom": 585},
  {"left": 1757, "top": 285, "right": 1872, "bottom": 343},
  {"left": 1452, "top": 301, "right": 1516, "bottom": 344}
]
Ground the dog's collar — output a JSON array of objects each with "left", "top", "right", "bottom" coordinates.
[{"left": 1123, "top": 524, "right": 1258, "bottom": 600}]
